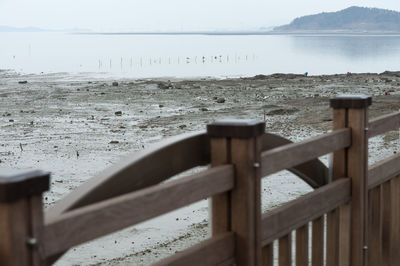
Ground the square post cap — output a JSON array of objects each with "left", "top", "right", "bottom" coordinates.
[
  {"left": 207, "top": 119, "right": 265, "bottom": 138},
  {"left": 0, "top": 168, "right": 50, "bottom": 203},
  {"left": 330, "top": 94, "right": 372, "bottom": 109}
]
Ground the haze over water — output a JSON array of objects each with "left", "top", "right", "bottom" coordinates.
[{"left": 1, "top": 32, "right": 400, "bottom": 78}]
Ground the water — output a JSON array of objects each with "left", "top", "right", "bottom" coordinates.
[{"left": 1, "top": 32, "right": 400, "bottom": 78}]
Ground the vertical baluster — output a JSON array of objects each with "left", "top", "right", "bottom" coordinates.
[
  {"left": 312, "top": 216, "right": 324, "bottom": 266},
  {"left": 279, "top": 234, "right": 292, "bottom": 266},
  {"left": 296, "top": 224, "right": 309, "bottom": 266},
  {"left": 368, "top": 186, "right": 382, "bottom": 265}
]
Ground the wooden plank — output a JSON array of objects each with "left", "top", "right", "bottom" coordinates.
[
  {"left": 368, "top": 187, "right": 382, "bottom": 266},
  {"left": 260, "top": 128, "right": 351, "bottom": 177},
  {"left": 261, "top": 178, "right": 351, "bottom": 246},
  {"left": 262, "top": 244, "right": 274, "bottom": 266},
  {"left": 390, "top": 176, "right": 400, "bottom": 265},
  {"left": 368, "top": 111, "right": 400, "bottom": 138},
  {"left": 326, "top": 210, "right": 338, "bottom": 266},
  {"left": 46, "top": 131, "right": 210, "bottom": 217},
  {"left": 152, "top": 232, "right": 234, "bottom": 266},
  {"left": 337, "top": 204, "right": 351, "bottom": 266},
  {"left": 230, "top": 137, "right": 262, "bottom": 265},
  {"left": 327, "top": 108, "right": 342, "bottom": 266},
  {"left": 381, "top": 181, "right": 391, "bottom": 266},
  {"left": 279, "top": 234, "right": 292, "bottom": 266},
  {"left": 0, "top": 200, "right": 30, "bottom": 266},
  {"left": 42, "top": 165, "right": 234, "bottom": 258},
  {"left": 261, "top": 132, "right": 328, "bottom": 188},
  {"left": 29, "top": 196, "right": 44, "bottom": 266},
  {"left": 347, "top": 108, "right": 368, "bottom": 266},
  {"left": 210, "top": 138, "right": 230, "bottom": 235},
  {"left": 311, "top": 216, "right": 324, "bottom": 266},
  {"left": 296, "top": 224, "right": 309, "bottom": 266},
  {"left": 368, "top": 153, "right": 400, "bottom": 189}
]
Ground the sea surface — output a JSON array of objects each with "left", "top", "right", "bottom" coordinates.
[{"left": 1, "top": 32, "right": 400, "bottom": 78}]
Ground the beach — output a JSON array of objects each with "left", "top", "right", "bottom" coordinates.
[{"left": 1, "top": 70, "right": 400, "bottom": 265}]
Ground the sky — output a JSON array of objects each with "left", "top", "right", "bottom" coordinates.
[{"left": 1, "top": 0, "right": 400, "bottom": 32}]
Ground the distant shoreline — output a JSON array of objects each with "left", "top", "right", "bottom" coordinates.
[{"left": 76, "top": 31, "right": 400, "bottom": 36}]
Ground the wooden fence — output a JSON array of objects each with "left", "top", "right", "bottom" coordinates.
[{"left": 1, "top": 94, "right": 400, "bottom": 265}]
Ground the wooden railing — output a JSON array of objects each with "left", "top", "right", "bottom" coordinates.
[{"left": 1, "top": 94, "right": 400, "bottom": 265}]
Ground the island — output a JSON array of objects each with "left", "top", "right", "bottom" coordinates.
[{"left": 274, "top": 6, "right": 400, "bottom": 33}]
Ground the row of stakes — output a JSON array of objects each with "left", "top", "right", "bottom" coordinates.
[{"left": 98, "top": 54, "right": 257, "bottom": 69}]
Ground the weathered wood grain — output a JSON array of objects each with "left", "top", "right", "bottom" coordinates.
[
  {"left": 46, "top": 131, "right": 210, "bottom": 218},
  {"left": 261, "top": 133, "right": 328, "bottom": 188},
  {"left": 390, "top": 176, "right": 400, "bottom": 265},
  {"left": 43, "top": 165, "right": 234, "bottom": 258},
  {"left": 368, "top": 153, "right": 400, "bottom": 189},
  {"left": 152, "top": 232, "right": 234, "bottom": 266},
  {"left": 311, "top": 216, "right": 324, "bottom": 266},
  {"left": 381, "top": 181, "right": 391, "bottom": 266},
  {"left": 230, "top": 137, "right": 262, "bottom": 265},
  {"left": 368, "top": 111, "right": 400, "bottom": 138},
  {"left": 347, "top": 107, "right": 368, "bottom": 266},
  {"left": 260, "top": 128, "right": 350, "bottom": 177},
  {"left": 261, "top": 244, "right": 273, "bottom": 266},
  {"left": 210, "top": 138, "right": 230, "bottom": 235},
  {"left": 296, "top": 225, "right": 309, "bottom": 266},
  {"left": 279, "top": 234, "right": 292, "bottom": 266},
  {"left": 261, "top": 179, "right": 351, "bottom": 246},
  {"left": 368, "top": 187, "right": 382, "bottom": 266}
]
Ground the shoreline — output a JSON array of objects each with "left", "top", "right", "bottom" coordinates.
[{"left": 1, "top": 70, "right": 400, "bottom": 265}]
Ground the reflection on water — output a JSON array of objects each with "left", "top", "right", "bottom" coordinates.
[
  {"left": 291, "top": 35, "right": 400, "bottom": 59},
  {"left": 1, "top": 33, "right": 400, "bottom": 77}
]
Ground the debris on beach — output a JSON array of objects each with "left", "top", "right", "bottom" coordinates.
[
  {"left": 112, "top": 81, "right": 119, "bottom": 86},
  {"left": 115, "top": 111, "right": 122, "bottom": 116},
  {"left": 18, "top": 81, "right": 28, "bottom": 84}
]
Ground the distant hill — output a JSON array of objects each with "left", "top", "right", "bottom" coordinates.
[{"left": 274, "top": 6, "right": 400, "bottom": 33}]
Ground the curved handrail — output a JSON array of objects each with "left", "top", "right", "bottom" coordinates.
[
  {"left": 47, "top": 131, "right": 328, "bottom": 219},
  {"left": 46, "top": 131, "right": 210, "bottom": 217}
]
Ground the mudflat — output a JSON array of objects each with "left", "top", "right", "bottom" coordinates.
[{"left": 1, "top": 70, "right": 400, "bottom": 265}]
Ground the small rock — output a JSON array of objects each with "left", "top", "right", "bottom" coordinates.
[
  {"left": 178, "top": 124, "right": 187, "bottom": 129},
  {"left": 216, "top": 97, "right": 225, "bottom": 103},
  {"left": 139, "top": 125, "right": 147, "bottom": 129},
  {"left": 200, "top": 107, "right": 208, "bottom": 111},
  {"left": 112, "top": 81, "right": 119, "bottom": 86},
  {"left": 9, "top": 119, "right": 14, "bottom": 122},
  {"left": 159, "top": 104, "right": 164, "bottom": 108},
  {"left": 109, "top": 140, "right": 119, "bottom": 144},
  {"left": 18, "top": 81, "right": 28, "bottom": 84},
  {"left": 115, "top": 111, "right": 122, "bottom": 116}
]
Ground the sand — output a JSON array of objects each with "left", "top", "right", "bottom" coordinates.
[{"left": 1, "top": 70, "right": 400, "bottom": 265}]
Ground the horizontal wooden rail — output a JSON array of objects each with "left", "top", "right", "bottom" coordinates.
[
  {"left": 152, "top": 232, "right": 235, "bottom": 266},
  {"left": 368, "top": 111, "right": 400, "bottom": 138},
  {"left": 42, "top": 165, "right": 234, "bottom": 258},
  {"left": 368, "top": 153, "right": 400, "bottom": 189},
  {"left": 261, "top": 178, "right": 351, "bottom": 246},
  {"left": 260, "top": 128, "right": 351, "bottom": 177},
  {"left": 47, "top": 131, "right": 210, "bottom": 217},
  {"left": 261, "top": 133, "right": 328, "bottom": 188}
]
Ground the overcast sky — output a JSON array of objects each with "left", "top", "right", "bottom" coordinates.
[{"left": 1, "top": 0, "right": 400, "bottom": 31}]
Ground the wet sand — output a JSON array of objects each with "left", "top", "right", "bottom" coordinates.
[{"left": 1, "top": 70, "right": 400, "bottom": 265}]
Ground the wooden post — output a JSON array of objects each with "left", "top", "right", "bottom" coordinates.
[
  {"left": 0, "top": 168, "right": 50, "bottom": 266},
  {"left": 207, "top": 120, "right": 264, "bottom": 266},
  {"left": 330, "top": 94, "right": 371, "bottom": 266}
]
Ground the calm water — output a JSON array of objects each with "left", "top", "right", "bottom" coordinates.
[{"left": 1, "top": 32, "right": 400, "bottom": 78}]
